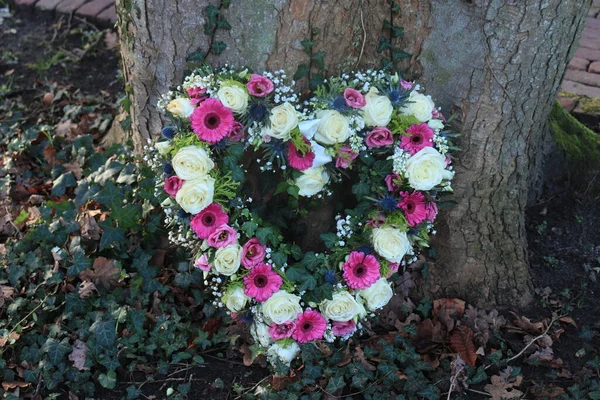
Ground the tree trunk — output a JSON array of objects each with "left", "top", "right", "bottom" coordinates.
[{"left": 117, "top": 0, "right": 590, "bottom": 308}]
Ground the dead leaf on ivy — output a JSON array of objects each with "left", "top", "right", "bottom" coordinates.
[
  {"left": 43, "top": 145, "right": 56, "bottom": 167},
  {"left": 80, "top": 215, "right": 100, "bottom": 240},
  {"left": 484, "top": 368, "right": 523, "bottom": 400},
  {"left": 63, "top": 162, "right": 83, "bottom": 180},
  {"left": 1, "top": 381, "right": 31, "bottom": 391},
  {"left": 527, "top": 347, "right": 563, "bottom": 368},
  {"left": 448, "top": 325, "right": 477, "bottom": 367},
  {"left": 68, "top": 339, "right": 89, "bottom": 371},
  {"left": 508, "top": 312, "right": 545, "bottom": 335},
  {"left": 529, "top": 382, "right": 565, "bottom": 398},
  {"left": 559, "top": 316, "right": 577, "bottom": 329},
  {"left": 433, "top": 298, "right": 465, "bottom": 320},
  {"left": 79, "top": 257, "right": 120, "bottom": 289},
  {"left": 78, "top": 281, "right": 97, "bottom": 299},
  {"left": 353, "top": 346, "right": 376, "bottom": 371},
  {"left": 0, "top": 332, "right": 20, "bottom": 348}
]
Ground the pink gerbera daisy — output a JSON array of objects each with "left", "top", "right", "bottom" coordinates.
[
  {"left": 268, "top": 321, "right": 296, "bottom": 340},
  {"left": 206, "top": 224, "right": 237, "bottom": 248},
  {"left": 190, "top": 203, "right": 229, "bottom": 239},
  {"left": 287, "top": 138, "right": 315, "bottom": 171},
  {"left": 190, "top": 98, "right": 235, "bottom": 144},
  {"left": 342, "top": 251, "right": 380, "bottom": 290},
  {"left": 398, "top": 191, "right": 428, "bottom": 227},
  {"left": 292, "top": 310, "right": 327, "bottom": 344},
  {"left": 243, "top": 263, "right": 283, "bottom": 302},
  {"left": 400, "top": 123, "right": 434, "bottom": 155},
  {"left": 332, "top": 320, "right": 356, "bottom": 337}
]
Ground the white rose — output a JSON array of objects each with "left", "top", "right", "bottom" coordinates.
[
  {"left": 250, "top": 321, "right": 272, "bottom": 348},
  {"left": 405, "top": 147, "right": 453, "bottom": 191},
  {"left": 268, "top": 102, "right": 299, "bottom": 140},
  {"left": 175, "top": 175, "right": 215, "bottom": 215},
  {"left": 172, "top": 146, "right": 215, "bottom": 180},
  {"left": 362, "top": 88, "right": 393, "bottom": 127},
  {"left": 155, "top": 141, "right": 171, "bottom": 155},
  {"left": 372, "top": 226, "right": 411, "bottom": 263},
  {"left": 213, "top": 244, "right": 242, "bottom": 276},
  {"left": 319, "top": 291, "right": 360, "bottom": 322},
  {"left": 314, "top": 110, "right": 350, "bottom": 145},
  {"left": 295, "top": 167, "right": 330, "bottom": 197},
  {"left": 357, "top": 278, "right": 393, "bottom": 311},
  {"left": 222, "top": 286, "right": 249, "bottom": 312},
  {"left": 400, "top": 91, "right": 435, "bottom": 122},
  {"left": 217, "top": 83, "right": 249, "bottom": 113},
  {"left": 355, "top": 300, "right": 368, "bottom": 320},
  {"left": 267, "top": 341, "right": 300, "bottom": 366},
  {"left": 261, "top": 291, "right": 302, "bottom": 325},
  {"left": 428, "top": 119, "right": 444, "bottom": 130},
  {"left": 166, "top": 98, "right": 195, "bottom": 118}
]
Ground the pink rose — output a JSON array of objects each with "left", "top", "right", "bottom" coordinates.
[
  {"left": 228, "top": 121, "right": 246, "bottom": 142},
  {"left": 384, "top": 173, "right": 400, "bottom": 192},
  {"left": 343, "top": 88, "right": 366, "bottom": 109},
  {"left": 332, "top": 320, "right": 356, "bottom": 337},
  {"left": 207, "top": 224, "right": 237, "bottom": 248},
  {"left": 365, "top": 127, "right": 394, "bottom": 148},
  {"left": 386, "top": 263, "right": 400, "bottom": 278},
  {"left": 432, "top": 108, "right": 446, "bottom": 122},
  {"left": 246, "top": 74, "right": 274, "bottom": 97},
  {"left": 186, "top": 86, "right": 208, "bottom": 105},
  {"left": 400, "top": 80, "right": 414, "bottom": 90},
  {"left": 425, "top": 201, "right": 438, "bottom": 222},
  {"left": 268, "top": 321, "right": 296, "bottom": 340},
  {"left": 241, "top": 238, "right": 266, "bottom": 269},
  {"left": 164, "top": 176, "right": 183, "bottom": 197},
  {"left": 194, "top": 254, "right": 211, "bottom": 271},
  {"left": 335, "top": 145, "right": 359, "bottom": 169}
]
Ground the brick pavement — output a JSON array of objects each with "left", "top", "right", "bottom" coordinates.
[
  {"left": 12, "top": 0, "right": 116, "bottom": 25},
  {"left": 559, "top": 1, "right": 600, "bottom": 113}
]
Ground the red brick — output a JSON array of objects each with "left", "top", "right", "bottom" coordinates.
[
  {"left": 76, "top": 0, "right": 113, "bottom": 18},
  {"left": 14, "top": 0, "right": 39, "bottom": 6},
  {"left": 565, "top": 69, "right": 600, "bottom": 87},
  {"left": 588, "top": 17, "right": 600, "bottom": 28},
  {"left": 36, "top": 0, "right": 64, "bottom": 11},
  {"left": 589, "top": 61, "right": 600, "bottom": 74},
  {"left": 97, "top": 5, "right": 117, "bottom": 23},
  {"left": 56, "top": 0, "right": 87, "bottom": 13},
  {"left": 575, "top": 47, "right": 600, "bottom": 61},
  {"left": 589, "top": 7, "right": 598, "bottom": 17},
  {"left": 557, "top": 97, "right": 579, "bottom": 113},
  {"left": 562, "top": 80, "right": 600, "bottom": 98},
  {"left": 568, "top": 57, "right": 590, "bottom": 71},
  {"left": 578, "top": 37, "right": 600, "bottom": 50}
]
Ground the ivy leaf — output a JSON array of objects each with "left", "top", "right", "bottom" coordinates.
[
  {"left": 93, "top": 181, "right": 124, "bottom": 207},
  {"left": 99, "top": 370, "right": 117, "bottom": 389},
  {"left": 300, "top": 38, "right": 314, "bottom": 53},
  {"left": 320, "top": 233, "right": 339, "bottom": 249},
  {"left": 377, "top": 37, "right": 392, "bottom": 53},
  {"left": 392, "top": 48, "right": 411, "bottom": 61},
  {"left": 325, "top": 375, "right": 346, "bottom": 393},
  {"left": 43, "top": 338, "right": 71, "bottom": 365},
  {"left": 256, "top": 226, "right": 277, "bottom": 246},
  {"left": 270, "top": 252, "right": 287, "bottom": 267},
  {"left": 300, "top": 252, "right": 319, "bottom": 271},
  {"left": 51, "top": 172, "right": 76, "bottom": 196},
  {"left": 287, "top": 184, "right": 299, "bottom": 199},
  {"left": 470, "top": 366, "right": 488, "bottom": 384},
  {"left": 285, "top": 266, "right": 307, "bottom": 282},
  {"left": 211, "top": 41, "right": 227, "bottom": 56},
  {"left": 352, "top": 179, "right": 370, "bottom": 200},
  {"left": 242, "top": 221, "right": 258, "bottom": 237},
  {"left": 90, "top": 319, "right": 116, "bottom": 350},
  {"left": 186, "top": 48, "right": 206, "bottom": 62},
  {"left": 312, "top": 51, "right": 326, "bottom": 70},
  {"left": 68, "top": 248, "right": 92, "bottom": 276},
  {"left": 99, "top": 221, "right": 126, "bottom": 251},
  {"left": 294, "top": 64, "right": 310, "bottom": 80}
]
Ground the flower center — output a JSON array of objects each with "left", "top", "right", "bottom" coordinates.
[
  {"left": 204, "top": 113, "right": 221, "bottom": 129},
  {"left": 202, "top": 214, "right": 215, "bottom": 225},
  {"left": 411, "top": 134, "right": 423, "bottom": 144},
  {"left": 354, "top": 264, "right": 366, "bottom": 277},
  {"left": 406, "top": 201, "right": 415, "bottom": 213},
  {"left": 254, "top": 274, "right": 268, "bottom": 288},
  {"left": 302, "top": 322, "right": 311, "bottom": 331}
]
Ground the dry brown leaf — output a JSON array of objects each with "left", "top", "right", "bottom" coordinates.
[
  {"left": 417, "top": 318, "right": 446, "bottom": 343},
  {"left": 63, "top": 162, "right": 83, "bottom": 180},
  {"left": 484, "top": 368, "right": 523, "bottom": 400},
  {"left": 79, "top": 257, "right": 120, "bottom": 289},
  {"left": 1, "top": 381, "right": 31, "bottom": 391},
  {"left": 78, "top": 281, "right": 97, "bottom": 299},
  {"left": 43, "top": 145, "right": 56, "bottom": 167},
  {"left": 80, "top": 216, "right": 100, "bottom": 241},
  {"left": 42, "top": 92, "right": 54, "bottom": 107},
  {"left": 527, "top": 348, "right": 563, "bottom": 368},
  {"left": 0, "top": 285, "right": 15, "bottom": 299},
  {"left": 529, "top": 382, "right": 565, "bottom": 398},
  {"left": 509, "top": 312, "right": 545, "bottom": 335},
  {"left": 448, "top": 325, "right": 477, "bottom": 367},
  {"left": 433, "top": 298, "right": 465, "bottom": 320},
  {"left": 353, "top": 346, "right": 377, "bottom": 371},
  {"left": 559, "top": 316, "right": 578, "bottom": 329},
  {"left": 0, "top": 332, "right": 20, "bottom": 348},
  {"left": 68, "top": 340, "right": 89, "bottom": 371},
  {"left": 55, "top": 119, "right": 74, "bottom": 137}
]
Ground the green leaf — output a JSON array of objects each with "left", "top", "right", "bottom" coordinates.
[
  {"left": 186, "top": 48, "right": 206, "bottom": 62},
  {"left": 311, "top": 51, "right": 326, "bottom": 70},
  {"left": 325, "top": 376, "right": 345, "bottom": 393},
  {"left": 90, "top": 319, "right": 116, "bottom": 349},
  {"left": 286, "top": 266, "right": 307, "bottom": 282},
  {"left": 271, "top": 252, "right": 287, "bottom": 267},
  {"left": 93, "top": 181, "right": 124, "bottom": 207},
  {"left": 352, "top": 179, "right": 370, "bottom": 200},
  {"left": 211, "top": 41, "right": 227, "bottom": 56},
  {"left": 43, "top": 338, "right": 71, "bottom": 365},
  {"left": 300, "top": 252, "right": 319, "bottom": 271},
  {"left": 470, "top": 366, "right": 487, "bottom": 384},
  {"left": 99, "top": 221, "right": 126, "bottom": 251},
  {"left": 300, "top": 38, "right": 314, "bottom": 53},
  {"left": 294, "top": 64, "right": 310, "bottom": 80},
  {"left": 320, "top": 233, "right": 339, "bottom": 249},
  {"left": 298, "top": 275, "right": 317, "bottom": 292},
  {"left": 51, "top": 172, "right": 76, "bottom": 196},
  {"left": 13, "top": 209, "right": 29, "bottom": 225},
  {"left": 242, "top": 221, "right": 259, "bottom": 237},
  {"left": 287, "top": 185, "right": 299, "bottom": 199},
  {"left": 377, "top": 37, "right": 392, "bottom": 53},
  {"left": 68, "top": 248, "right": 92, "bottom": 276},
  {"left": 256, "top": 226, "right": 276, "bottom": 246},
  {"left": 99, "top": 370, "right": 117, "bottom": 389},
  {"left": 392, "top": 48, "right": 411, "bottom": 61}
]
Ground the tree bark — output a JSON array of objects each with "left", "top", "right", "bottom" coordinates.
[{"left": 117, "top": 0, "right": 590, "bottom": 308}]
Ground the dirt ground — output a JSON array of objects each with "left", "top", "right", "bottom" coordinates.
[{"left": 2, "top": 6, "right": 599, "bottom": 399}]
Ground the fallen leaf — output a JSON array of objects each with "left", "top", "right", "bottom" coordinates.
[
  {"left": 448, "top": 325, "right": 477, "bottom": 367},
  {"left": 354, "top": 346, "right": 377, "bottom": 371},
  {"left": 80, "top": 216, "right": 100, "bottom": 240},
  {"left": 78, "top": 281, "right": 97, "bottom": 299},
  {"left": 43, "top": 145, "right": 56, "bottom": 167},
  {"left": 559, "top": 316, "right": 577, "bottom": 329},
  {"left": 63, "top": 162, "right": 83, "bottom": 180},
  {"left": 527, "top": 348, "right": 563, "bottom": 368},
  {"left": 433, "top": 298, "right": 465, "bottom": 319},
  {"left": 55, "top": 119, "right": 74, "bottom": 137},
  {"left": 79, "top": 257, "right": 120, "bottom": 289},
  {"left": 508, "top": 312, "right": 545, "bottom": 335},
  {"left": 68, "top": 340, "right": 89, "bottom": 371},
  {"left": 2, "top": 381, "right": 31, "bottom": 391},
  {"left": 484, "top": 368, "right": 523, "bottom": 400},
  {"left": 0, "top": 332, "right": 20, "bottom": 348},
  {"left": 42, "top": 92, "right": 54, "bottom": 106}
]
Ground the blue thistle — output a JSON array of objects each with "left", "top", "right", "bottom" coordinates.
[
  {"left": 379, "top": 195, "right": 398, "bottom": 211},
  {"left": 358, "top": 245, "right": 372, "bottom": 255},
  {"left": 177, "top": 209, "right": 191, "bottom": 222},
  {"left": 241, "top": 313, "right": 253, "bottom": 324},
  {"left": 324, "top": 271, "right": 337, "bottom": 285},
  {"left": 269, "top": 139, "right": 287, "bottom": 159},
  {"left": 408, "top": 228, "right": 419, "bottom": 236},
  {"left": 212, "top": 139, "right": 228, "bottom": 150},
  {"left": 388, "top": 90, "right": 401, "bottom": 104},
  {"left": 332, "top": 95, "right": 349, "bottom": 111},
  {"left": 249, "top": 103, "right": 267, "bottom": 121},
  {"left": 161, "top": 125, "right": 176, "bottom": 140},
  {"left": 163, "top": 162, "right": 174, "bottom": 175}
]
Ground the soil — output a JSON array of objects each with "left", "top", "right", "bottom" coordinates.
[{"left": 3, "top": 6, "right": 600, "bottom": 400}]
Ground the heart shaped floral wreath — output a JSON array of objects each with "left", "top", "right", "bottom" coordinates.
[{"left": 147, "top": 66, "right": 455, "bottom": 367}]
